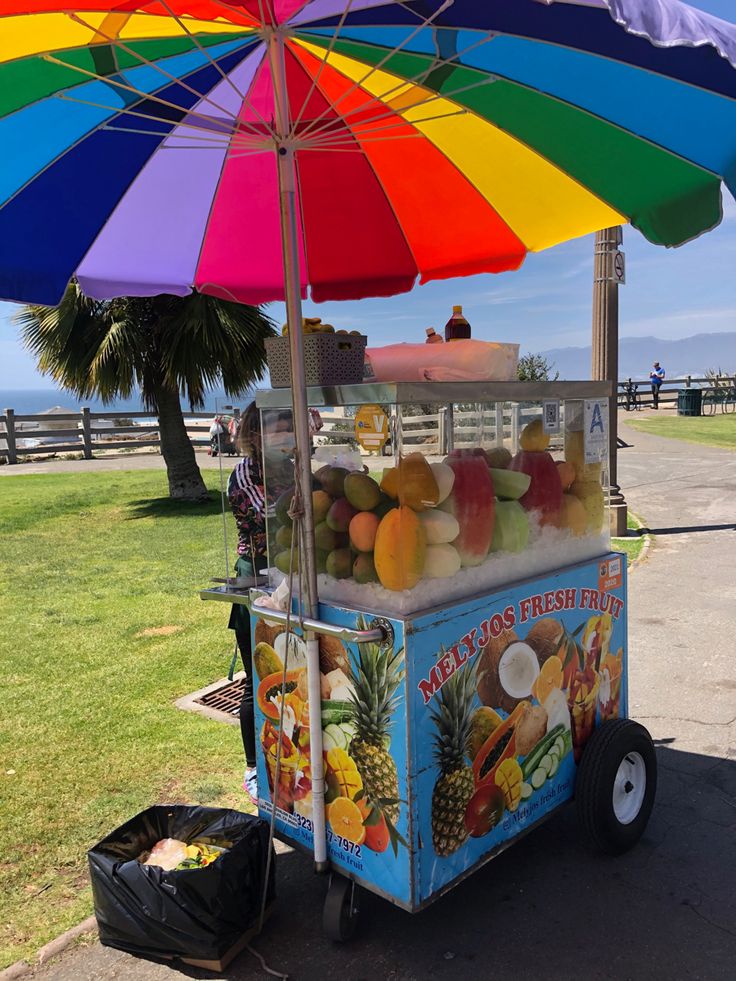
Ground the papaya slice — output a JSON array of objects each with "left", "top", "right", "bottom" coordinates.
[
  {"left": 473, "top": 701, "right": 529, "bottom": 787},
  {"left": 257, "top": 669, "right": 304, "bottom": 721}
]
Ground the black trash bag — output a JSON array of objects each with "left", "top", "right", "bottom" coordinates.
[{"left": 88, "top": 805, "right": 275, "bottom": 962}]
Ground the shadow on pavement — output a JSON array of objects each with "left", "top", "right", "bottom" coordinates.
[
  {"left": 636, "top": 523, "right": 736, "bottom": 536},
  {"left": 114, "top": 746, "right": 736, "bottom": 981}
]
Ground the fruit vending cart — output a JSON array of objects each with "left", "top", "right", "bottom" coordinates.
[{"left": 203, "top": 380, "right": 656, "bottom": 940}]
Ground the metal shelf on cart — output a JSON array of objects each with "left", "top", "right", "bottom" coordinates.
[{"left": 254, "top": 380, "right": 613, "bottom": 409}]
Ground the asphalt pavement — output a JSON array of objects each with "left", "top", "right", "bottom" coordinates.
[{"left": 14, "top": 420, "right": 736, "bottom": 981}]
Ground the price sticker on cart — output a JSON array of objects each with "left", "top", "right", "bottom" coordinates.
[
  {"left": 599, "top": 555, "right": 623, "bottom": 591},
  {"left": 542, "top": 400, "right": 560, "bottom": 434},
  {"left": 583, "top": 399, "right": 609, "bottom": 464},
  {"left": 354, "top": 404, "right": 389, "bottom": 452}
]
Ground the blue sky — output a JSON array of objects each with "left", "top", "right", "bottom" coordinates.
[{"left": 2, "top": 0, "right": 735, "bottom": 389}]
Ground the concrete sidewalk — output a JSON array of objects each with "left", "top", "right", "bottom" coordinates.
[{"left": 17, "top": 425, "right": 736, "bottom": 981}]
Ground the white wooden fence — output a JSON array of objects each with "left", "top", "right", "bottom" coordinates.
[{"left": 0, "top": 408, "right": 214, "bottom": 464}]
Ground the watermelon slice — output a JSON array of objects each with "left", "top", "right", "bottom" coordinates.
[{"left": 441, "top": 452, "right": 495, "bottom": 567}]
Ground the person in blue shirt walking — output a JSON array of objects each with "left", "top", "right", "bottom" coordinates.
[{"left": 649, "top": 361, "right": 665, "bottom": 408}]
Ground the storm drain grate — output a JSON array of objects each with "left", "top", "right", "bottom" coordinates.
[{"left": 193, "top": 678, "right": 245, "bottom": 717}]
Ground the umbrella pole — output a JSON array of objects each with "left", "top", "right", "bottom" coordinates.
[{"left": 269, "top": 30, "right": 328, "bottom": 873}]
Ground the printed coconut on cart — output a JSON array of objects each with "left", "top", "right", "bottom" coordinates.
[{"left": 408, "top": 561, "right": 628, "bottom": 895}]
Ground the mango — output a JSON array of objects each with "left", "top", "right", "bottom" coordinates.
[
  {"left": 275, "top": 525, "right": 292, "bottom": 549},
  {"left": 559, "top": 493, "right": 588, "bottom": 536},
  {"left": 312, "top": 489, "right": 333, "bottom": 523},
  {"left": 253, "top": 642, "right": 284, "bottom": 681},
  {"left": 317, "top": 466, "right": 349, "bottom": 498},
  {"left": 315, "top": 521, "right": 339, "bottom": 552},
  {"left": 326, "top": 548, "right": 353, "bottom": 580},
  {"left": 520, "top": 419, "right": 550, "bottom": 452},
  {"left": 275, "top": 488, "right": 294, "bottom": 527},
  {"left": 570, "top": 480, "right": 605, "bottom": 533},
  {"left": 374, "top": 506, "right": 426, "bottom": 591},
  {"left": 275, "top": 549, "right": 298, "bottom": 574},
  {"left": 315, "top": 549, "right": 329, "bottom": 574},
  {"left": 344, "top": 472, "right": 381, "bottom": 512},
  {"left": 326, "top": 497, "right": 358, "bottom": 533},
  {"left": 353, "top": 553, "right": 378, "bottom": 584},
  {"left": 349, "top": 511, "right": 380, "bottom": 552},
  {"left": 564, "top": 430, "right": 603, "bottom": 483}
]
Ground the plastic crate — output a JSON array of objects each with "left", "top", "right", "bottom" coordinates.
[{"left": 265, "top": 333, "right": 367, "bottom": 388}]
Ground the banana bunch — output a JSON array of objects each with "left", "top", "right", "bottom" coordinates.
[
  {"left": 281, "top": 317, "right": 335, "bottom": 336},
  {"left": 281, "top": 317, "right": 363, "bottom": 337}
]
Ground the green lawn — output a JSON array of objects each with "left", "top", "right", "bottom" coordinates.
[
  {"left": 0, "top": 469, "right": 648, "bottom": 967},
  {"left": 612, "top": 513, "right": 646, "bottom": 566},
  {"left": 626, "top": 413, "right": 736, "bottom": 450},
  {"left": 0, "top": 470, "right": 248, "bottom": 969}
]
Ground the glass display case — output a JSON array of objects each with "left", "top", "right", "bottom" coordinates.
[{"left": 256, "top": 382, "right": 612, "bottom": 616}]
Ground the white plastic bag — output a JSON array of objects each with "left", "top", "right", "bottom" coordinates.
[
  {"left": 364, "top": 339, "right": 519, "bottom": 383},
  {"left": 142, "top": 838, "right": 188, "bottom": 871}
]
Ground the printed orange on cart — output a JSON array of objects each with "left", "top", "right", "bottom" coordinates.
[
  {"left": 531, "top": 655, "right": 563, "bottom": 704},
  {"left": 328, "top": 797, "right": 366, "bottom": 845}
]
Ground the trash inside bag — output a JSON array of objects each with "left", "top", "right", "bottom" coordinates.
[
  {"left": 140, "top": 838, "right": 223, "bottom": 871},
  {"left": 89, "top": 805, "right": 275, "bottom": 962}
]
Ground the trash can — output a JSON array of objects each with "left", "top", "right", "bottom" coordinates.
[{"left": 678, "top": 388, "right": 702, "bottom": 416}]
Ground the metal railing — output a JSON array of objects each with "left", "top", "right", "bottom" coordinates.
[{"left": 617, "top": 374, "right": 736, "bottom": 410}]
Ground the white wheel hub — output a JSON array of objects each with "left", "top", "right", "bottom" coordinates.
[{"left": 612, "top": 751, "right": 646, "bottom": 824}]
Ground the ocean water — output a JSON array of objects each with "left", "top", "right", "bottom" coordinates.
[{"left": 1, "top": 388, "right": 254, "bottom": 416}]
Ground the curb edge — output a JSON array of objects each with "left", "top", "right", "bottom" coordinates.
[{"left": 1, "top": 917, "right": 97, "bottom": 980}]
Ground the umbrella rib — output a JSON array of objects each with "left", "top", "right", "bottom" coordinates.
[
  {"left": 295, "top": 0, "right": 454, "bottom": 140},
  {"left": 63, "top": 12, "right": 262, "bottom": 133},
  {"left": 97, "top": 122, "right": 259, "bottom": 149},
  {"left": 293, "top": 29, "right": 497, "bottom": 143},
  {"left": 154, "top": 0, "right": 276, "bottom": 139},
  {"left": 305, "top": 107, "right": 467, "bottom": 148},
  {"left": 52, "top": 90, "right": 253, "bottom": 144},
  {"left": 296, "top": 67, "right": 498, "bottom": 147},
  {"left": 288, "top": 0, "right": 357, "bottom": 137},
  {"left": 41, "top": 53, "right": 258, "bottom": 140}
]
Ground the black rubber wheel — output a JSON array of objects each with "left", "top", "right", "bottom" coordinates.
[
  {"left": 322, "top": 874, "right": 360, "bottom": 942},
  {"left": 575, "top": 718, "right": 657, "bottom": 855}
]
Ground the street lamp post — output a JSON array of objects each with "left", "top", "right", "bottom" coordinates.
[{"left": 592, "top": 227, "right": 628, "bottom": 536}]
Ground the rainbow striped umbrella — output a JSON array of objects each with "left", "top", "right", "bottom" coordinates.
[{"left": 2, "top": 0, "right": 736, "bottom": 307}]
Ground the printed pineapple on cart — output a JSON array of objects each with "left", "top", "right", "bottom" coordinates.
[{"left": 425, "top": 607, "right": 624, "bottom": 866}]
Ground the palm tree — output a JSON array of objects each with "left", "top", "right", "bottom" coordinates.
[{"left": 17, "top": 282, "right": 276, "bottom": 501}]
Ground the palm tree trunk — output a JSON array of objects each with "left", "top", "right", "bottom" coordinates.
[{"left": 155, "top": 384, "right": 209, "bottom": 501}]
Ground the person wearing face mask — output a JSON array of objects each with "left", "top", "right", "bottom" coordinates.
[
  {"left": 226, "top": 402, "right": 282, "bottom": 804},
  {"left": 227, "top": 403, "right": 322, "bottom": 803}
]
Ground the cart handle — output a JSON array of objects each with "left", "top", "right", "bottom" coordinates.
[{"left": 200, "top": 586, "right": 390, "bottom": 646}]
